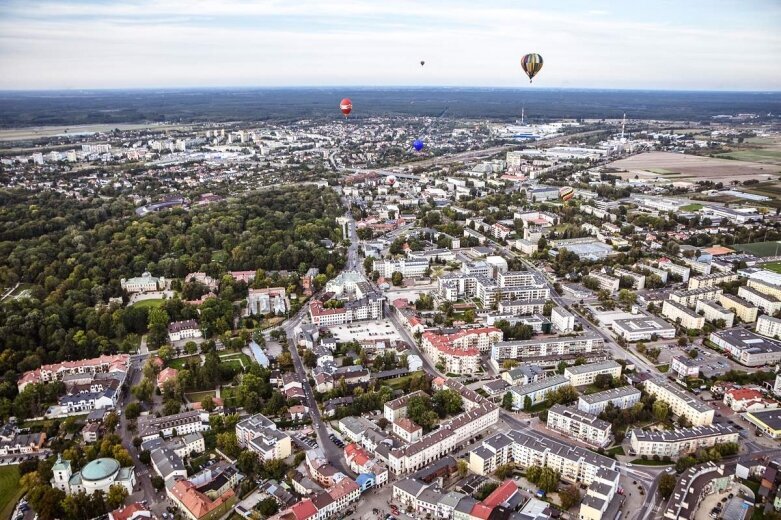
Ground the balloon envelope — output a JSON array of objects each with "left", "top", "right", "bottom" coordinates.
[
  {"left": 413, "top": 139, "right": 424, "bottom": 151},
  {"left": 340, "top": 98, "right": 352, "bottom": 117},
  {"left": 521, "top": 53, "right": 543, "bottom": 82},
  {"left": 559, "top": 186, "right": 575, "bottom": 201},
  {"left": 420, "top": 60, "right": 425, "bottom": 66}
]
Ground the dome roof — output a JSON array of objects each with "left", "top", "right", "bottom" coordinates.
[{"left": 81, "top": 458, "right": 120, "bottom": 481}]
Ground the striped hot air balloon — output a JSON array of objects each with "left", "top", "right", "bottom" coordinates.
[
  {"left": 559, "top": 186, "right": 575, "bottom": 202},
  {"left": 521, "top": 53, "right": 544, "bottom": 83},
  {"left": 339, "top": 98, "right": 352, "bottom": 118}
]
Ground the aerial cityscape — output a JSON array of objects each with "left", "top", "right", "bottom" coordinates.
[{"left": 0, "top": 2, "right": 780, "bottom": 520}]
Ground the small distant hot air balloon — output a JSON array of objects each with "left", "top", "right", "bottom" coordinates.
[
  {"left": 521, "top": 53, "right": 543, "bottom": 83},
  {"left": 413, "top": 139, "right": 425, "bottom": 152},
  {"left": 340, "top": 98, "right": 352, "bottom": 118},
  {"left": 420, "top": 60, "right": 425, "bottom": 67},
  {"left": 559, "top": 186, "right": 575, "bottom": 202},
  {"left": 386, "top": 175, "right": 397, "bottom": 186}
]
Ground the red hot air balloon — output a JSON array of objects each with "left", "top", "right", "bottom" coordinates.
[{"left": 340, "top": 98, "right": 352, "bottom": 118}]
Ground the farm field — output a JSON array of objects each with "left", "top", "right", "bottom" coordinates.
[
  {"left": 733, "top": 241, "right": 781, "bottom": 258},
  {"left": 717, "top": 149, "right": 781, "bottom": 165},
  {"left": 609, "top": 151, "right": 780, "bottom": 182}
]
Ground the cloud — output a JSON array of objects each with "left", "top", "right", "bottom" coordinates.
[{"left": 0, "top": 0, "right": 779, "bottom": 89}]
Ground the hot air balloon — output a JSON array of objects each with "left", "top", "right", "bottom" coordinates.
[
  {"left": 340, "top": 98, "right": 352, "bottom": 118},
  {"left": 413, "top": 139, "right": 424, "bottom": 152},
  {"left": 420, "top": 60, "right": 425, "bottom": 67},
  {"left": 521, "top": 53, "right": 543, "bottom": 83},
  {"left": 386, "top": 175, "right": 397, "bottom": 186},
  {"left": 559, "top": 186, "right": 575, "bottom": 202}
]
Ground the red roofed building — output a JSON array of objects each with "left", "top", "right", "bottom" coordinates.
[
  {"left": 421, "top": 328, "right": 502, "bottom": 375},
  {"left": 169, "top": 479, "right": 236, "bottom": 520},
  {"left": 327, "top": 478, "right": 360, "bottom": 511},
  {"left": 290, "top": 498, "right": 318, "bottom": 520},
  {"left": 109, "top": 503, "right": 151, "bottom": 520},
  {"left": 482, "top": 479, "right": 518, "bottom": 508},
  {"left": 157, "top": 367, "right": 179, "bottom": 388},
  {"left": 470, "top": 503, "right": 494, "bottom": 520},
  {"left": 724, "top": 387, "right": 779, "bottom": 413}
]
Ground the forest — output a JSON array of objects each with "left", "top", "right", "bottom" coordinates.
[{"left": 0, "top": 185, "right": 345, "bottom": 416}]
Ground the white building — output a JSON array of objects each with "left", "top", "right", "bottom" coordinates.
[
  {"left": 509, "top": 375, "right": 569, "bottom": 410},
  {"left": 662, "top": 300, "right": 705, "bottom": 330},
  {"left": 756, "top": 314, "right": 781, "bottom": 339},
  {"left": 564, "top": 360, "right": 622, "bottom": 387},
  {"left": 168, "top": 320, "right": 202, "bottom": 342},
  {"left": 236, "top": 413, "right": 292, "bottom": 461},
  {"left": 137, "top": 411, "right": 210, "bottom": 441},
  {"left": 671, "top": 356, "right": 700, "bottom": 379},
  {"left": 577, "top": 386, "right": 642, "bottom": 415},
  {"left": 629, "top": 424, "right": 739, "bottom": 458},
  {"left": 52, "top": 455, "right": 136, "bottom": 496},
  {"left": 546, "top": 405, "right": 612, "bottom": 448},
  {"left": 120, "top": 271, "right": 162, "bottom": 293},
  {"left": 374, "top": 258, "right": 430, "bottom": 278},
  {"left": 644, "top": 379, "right": 714, "bottom": 426},
  {"left": 694, "top": 300, "right": 735, "bottom": 328},
  {"left": 551, "top": 307, "right": 575, "bottom": 333},
  {"left": 612, "top": 315, "right": 676, "bottom": 342}
]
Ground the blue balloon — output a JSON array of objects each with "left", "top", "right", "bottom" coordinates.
[{"left": 413, "top": 139, "right": 424, "bottom": 151}]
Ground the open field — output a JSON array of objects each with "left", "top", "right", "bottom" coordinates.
[
  {"left": 609, "top": 151, "right": 781, "bottom": 182},
  {"left": 717, "top": 149, "right": 781, "bottom": 165},
  {"left": 0, "top": 465, "right": 22, "bottom": 520},
  {"left": 130, "top": 298, "right": 164, "bottom": 309},
  {"left": 733, "top": 241, "right": 781, "bottom": 258},
  {"left": 169, "top": 355, "right": 201, "bottom": 369},
  {"left": 185, "top": 390, "right": 216, "bottom": 403},
  {"left": 759, "top": 262, "right": 781, "bottom": 273},
  {"left": 680, "top": 203, "right": 703, "bottom": 211}
]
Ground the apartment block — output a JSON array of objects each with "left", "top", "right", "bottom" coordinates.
[
  {"left": 662, "top": 300, "right": 705, "bottom": 330},
  {"left": 756, "top": 314, "right": 781, "bottom": 339},
  {"left": 614, "top": 268, "right": 646, "bottom": 290},
  {"left": 669, "top": 287, "right": 723, "bottom": 308},
  {"left": 546, "top": 405, "right": 612, "bottom": 448},
  {"left": 719, "top": 293, "right": 758, "bottom": 323},
  {"left": 589, "top": 272, "right": 620, "bottom": 293},
  {"left": 687, "top": 272, "right": 738, "bottom": 290},
  {"left": 629, "top": 424, "right": 739, "bottom": 458},
  {"left": 694, "top": 299, "right": 735, "bottom": 328},
  {"left": 644, "top": 379, "right": 714, "bottom": 426},
  {"left": 491, "top": 333, "right": 604, "bottom": 364},
  {"left": 738, "top": 285, "right": 781, "bottom": 315},
  {"left": 236, "top": 413, "right": 292, "bottom": 461},
  {"left": 508, "top": 375, "right": 569, "bottom": 410},
  {"left": 709, "top": 327, "right": 781, "bottom": 367},
  {"left": 577, "top": 386, "right": 642, "bottom": 415},
  {"left": 468, "top": 430, "right": 617, "bottom": 486},
  {"left": 551, "top": 306, "right": 575, "bottom": 333},
  {"left": 373, "top": 258, "right": 430, "bottom": 278},
  {"left": 747, "top": 278, "right": 781, "bottom": 300},
  {"left": 564, "top": 360, "right": 622, "bottom": 387}
]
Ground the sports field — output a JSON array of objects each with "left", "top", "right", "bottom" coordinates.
[
  {"left": 733, "top": 241, "right": 781, "bottom": 258},
  {"left": 759, "top": 262, "right": 781, "bottom": 274},
  {"left": 609, "top": 151, "right": 780, "bottom": 182},
  {"left": 0, "top": 465, "right": 22, "bottom": 520}
]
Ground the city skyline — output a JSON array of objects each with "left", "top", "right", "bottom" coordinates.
[{"left": 0, "top": 0, "right": 779, "bottom": 91}]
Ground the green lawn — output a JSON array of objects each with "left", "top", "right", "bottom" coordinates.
[
  {"left": 130, "top": 298, "right": 164, "bottom": 309},
  {"left": 185, "top": 390, "right": 216, "bottom": 403},
  {"left": 717, "top": 150, "right": 781, "bottom": 165},
  {"left": 607, "top": 446, "right": 625, "bottom": 456},
  {"left": 385, "top": 375, "right": 414, "bottom": 390},
  {"left": 648, "top": 168, "right": 679, "bottom": 175},
  {"left": 169, "top": 355, "right": 201, "bottom": 369},
  {"left": 761, "top": 261, "right": 781, "bottom": 274},
  {"left": 656, "top": 364, "right": 670, "bottom": 373},
  {"left": 0, "top": 465, "right": 23, "bottom": 520},
  {"left": 680, "top": 203, "right": 703, "bottom": 211}
]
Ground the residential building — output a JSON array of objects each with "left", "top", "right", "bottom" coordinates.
[
  {"left": 0, "top": 432, "right": 46, "bottom": 456},
  {"left": 308, "top": 293, "right": 385, "bottom": 326},
  {"left": 384, "top": 390, "right": 428, "bottom": 422},
  {"left": 491, "top": 333, "right": 604, "bottom": 365},
  {"left": 502, "top": 364, "right": 545, "bottom": 386},
  {"left": 546, "top": 405, "right": 612, "bottom": 447},
  {"left": 17, "top": 353, "right": 130, "bottom": 392},
  {"left": 630, "top": 424, "right": 738, "bottom": 458},
  {"left": 236, "top": 413, "right": 292, "bottom": 461},
  {"left": 589, "top": 272, "right": 620, "bottom": 293},
  {"left": 137, "top": 410, "right": 210, "bottom": 441},
  {"left": 168, "top": 320, "right": 202, "bottom": 342},
  {"left": 577, "top": 386, "right": 642, "bottom": 415},
  {"left": 747, "top": 278, "right": 781, "bottom": 300},
  {"left": 508, "top": 375, "right": 569, "bottom": 410},
  {"left": 670, "top": 287, "right": 723, "bottom": 308},
  {"left": 497, "top": 299, "right": 547, "bottom": 316},
  {"left": 662, "top": 300, "right": 705, "bottom": 330},
  {"left": 687, "top": 272, "right": 738, "bottom": 290},
  {"left": 738, "top": 285, "right": 781, "bottom": 315},
  {"left": 671, "top": 356, "right": 700, "bottom": 380},
  {"left": 468, "top": 430, "right": 617, "bottom": 485},
  {"left": 644, "top": 379, "right": 714, "bottom": 426},
  {"left": 578, "top": 468, "right": 621, "bottom": 520},
  {"left": 246, "top": 287, "right": 287, "bottom": 316},
  {"left": 393, "top": 418, "right": 423, "bottom": 443},
  {"left": 551, "top": 307, "right": 575, "bottom": 333},
  {"left": 564, "top": 360, "right": 622, "bottom": 387},
  {"left": 709, "top": 328, "right": 781, "bottom": 367},
  {"left": 421, "top": 328, "right": 502, "bottom": 375},
  {"left": 694, "top": 300, "right": 735, "bottom": 328},
  {"left": 168, "top": 479, "right": 236, "bottom": 520},
  {"left": 612, "top": 315, "right": 676, "bottom": 342},
  {"left": 614, "top": 268, "right": 646, "bottom": 290},
  {"left": 756, "top": 314, "right": 781, "bottom": 339},
  {"left": 719, "top": 293, "right": 758, "bottom": 323},
  {"left": 723, "top": 387, "right": 779, "bottom": 413}
]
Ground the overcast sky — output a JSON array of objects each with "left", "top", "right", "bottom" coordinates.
[{"left": 0, "top": 0, "right": 779, "bottom": 90}]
